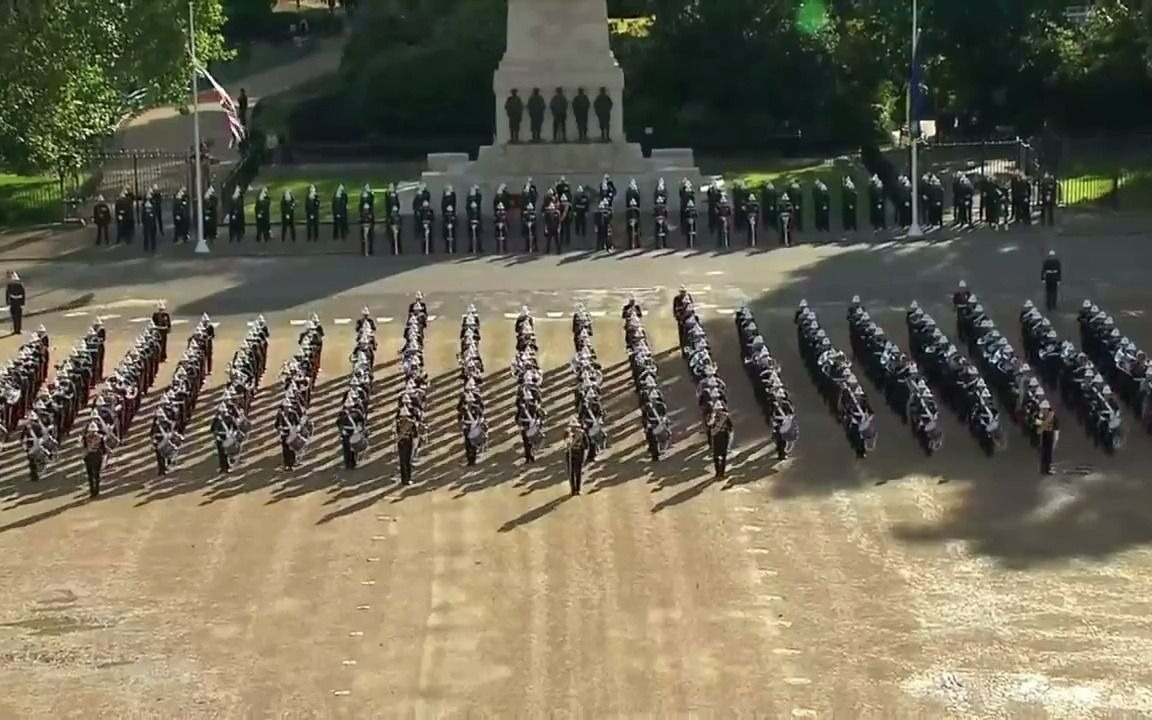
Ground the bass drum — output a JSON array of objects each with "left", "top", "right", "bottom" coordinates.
[{"left": 350, "top": 430, "right": 369, "bottom": 453}]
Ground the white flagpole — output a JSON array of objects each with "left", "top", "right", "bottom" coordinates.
[
  {"left": 190, "top": 0, "right": 210, "bottom": 254},
  {"left": 907, "top": 0, "right": 923, "bottom": 239}
]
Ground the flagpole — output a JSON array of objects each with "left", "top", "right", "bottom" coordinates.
[
  {"left": 190, "top": 0, "right": 210, "bottom": 254},
  {"left": 907, "top": 0, "right": 923, "bottom": 239}
]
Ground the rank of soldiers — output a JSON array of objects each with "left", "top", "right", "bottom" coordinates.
[{"left": 92, "top": 169, "right": 1057, "bottom": 253}]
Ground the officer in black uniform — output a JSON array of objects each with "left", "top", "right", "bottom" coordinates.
[
  {"left": 505, "top": 89, "right": 524, "bottom": 143},
  {"left": 706, "top": 183, "right": 721, "bottom": 236},
  {"left": 255, "top": 188, "right": 272, "bottom": 242},
  {"left": 442, "top": 202, "right": 457, "bottom": 253},
  {"left": 558, "top": 189, "right": 573, "bottom": 248},
  {"left": 337, "top": 403, "right": 363, "bottom": 469},
  {"left": 333, "top": 184, "right": 350, "bottom": 240},
  {"left": 521, "top": 177, "right": 538, "bottom": 241},
  {"left": 743, "top": 191, "right": 760, "bottom": 246},
  {"left": 280, "top": 189, "right": 296, "bottom": 241},
  {"left": 203, "top": 187, "right": 219, "bottom": 241},
  {"left": 812, "top": 179, "right": 830, "bottom": 232},
  {"left": 731, "top": 181, "right": 747, "bottom": 232},
  {"left": 396, "top": 412, "right": 416, "bottom": 485},
  {"left": 1041, "top": 249, "right": 1062, "bottom": 311},
  {"left": 954, "top": 173, "right": 974, "bottom": 226},
  {"left": 841, "top": 176, "right": 857, "bottom": 231},
  {"left": 173, "top": 188, "right": 190, "bottom": 243},
  {"left": 5, "top": 271, "right": 25, "bottom": 335},
  {"left": 305, "top": 184, "right": 321, "bottom": 241},
  {"left": 93, "top": 195, "right": 112, "bottom": 245},
  {"left": 152, "top": 300, "right": 172, "bottom": 362},
  {"left": 868, "top": 175, "right": 886, "bottom": 230},
  {"left": 228, "top": 186, "right": 246, "bottom": 242},
  {"left": 566, "top": 417, "right": 587, "bottom": 496},
  {"left": 708, "top": 408, "right": 733, "bottom": 479},
  {"left": 1039, "top": 404, "right": 1059, "bottom": 475},
  {"left": 761, "top": 181, "right": 778, "bottom": 232},
  {"left": 683, "top": 197, "right": 698, "bottom": 248},
  {"left": 466, "top": 194, "right": 483, "bottom": 253},
  {"left": 594, "top": 199, "right": 613, "bottom": 251},
  {"left": 593, "top": 87, "right": 613, "bottom": 141},
  {"left": 83, "top": 425, "right": 107, "bottom": 497},
  {"left": 574, "top": 185, "right": 590, "bottom": 239},
  {"left": 115, "top": 188, "right": 135, "bottom": 244},
  {"left": 147, "top": 185, "right": 164, "bottom": 238},
  {"left": 141, "top": 198, "right": 158, "bottom": 252},
  {"left": 418, "top": 200, "right": 435, "bottom": 253},
  {"left": 1039, "top": 173, "right": 1058, "bottom": 226}
]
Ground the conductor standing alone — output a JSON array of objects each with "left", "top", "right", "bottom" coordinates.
[{"left": 5, "top": 271, "right": 25, "bottom": 335}]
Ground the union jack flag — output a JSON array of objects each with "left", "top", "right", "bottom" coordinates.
[{"left": 194, "top": 61, "right": 246, "bottom": 147}]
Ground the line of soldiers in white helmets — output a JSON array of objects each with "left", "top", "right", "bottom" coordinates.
[
  {"left": 623, "top": 296, "right": 673, "bottom": 462},
  {"left": 274, "top": 316, "right": 323, "bottom": 471},
  {"left": 1078, "top": 301, "right": 1151, "bottom": 432},
  {"left": 394, "top": 295, "right": 430, "bottom": 486},
  {"left": 1021, "top": 300, "right": 1125, "bottom": 455},
  {"left": 0, "top": 329, "right": 51, "bottom": 440},
  {"left": 336, "top": 311, "right": 377, "bottom": 470},
  {"left": 734, "top": 306, "right": 799, "bottom": 461},
  {"left": 19, "top": 324, "right": 103, "bottom": 483},
  {"left": 953, "top": 288, "right": 1066, "bottom": 462},
  {"left": 795, "top": 302, "right": 879, "bottom": 459},
  {"left": 512, "top": 306, "right": 548, "bottom": 465},
  {"left": 571, "top": 304, "right": 610, "bottom": 459},
  {"left": 150, "top": 315, "right": 215, "bottom": 476},
  {"left": 211, "top": 315, "right": 269, "bottom": 474},
  {"left": 848, "top": 298, "right": 943, "bottom": 456},
  {"left": 74, "top": 320, "right": 167, "bottom": 496},
  {"left": 906, "top": 289, "right": 1005, "bottom": 457},
  {"left": 457, "top": 304, "right": 489, "bottom": 467},
  {"left": 673, "top": 288, "right": 735, "bottom": 478}
]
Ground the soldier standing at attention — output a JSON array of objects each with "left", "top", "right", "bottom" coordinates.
[
  {"left": 1041, "top": 249, "right": 1062, "bottom": 311},
  {"left": 566, "top": 417, "right": 587, "bottom": 496},
  {"left": 5, "top": 271, "right": 25, "bottom": 335},
  {"left": 1039, "top": 403, "right": 1059, "bottom": 475},
  {"left": 333, "top": 184, "right": 349, "bottom": 240},
  {"left": 92, "top": 195, "right": 112, "bottom": 245},
  {"left": 82, "top": 423, "right": 108, "bottom": 498},
  {"left": 708, "top": 407, "right": 733, "bottom": 480},
  {"left": 305, "top": 185, "right": 321, "bottom": 242},
  {"left": 152, "top": 301, "right": 172, "bottom": 362},
  {"left": 141, "top": 199, "right": 158, "bottom": 252},
  {"left": 550, "top": 87, "right": 568, "bottom": 142},
  {"left": 280, "top": 189, "right": 297, "bottom": 242},
  {"left": 396, "top": 411, "right": 417, "bottom": 486}
]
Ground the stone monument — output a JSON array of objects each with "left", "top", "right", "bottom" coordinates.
[{"left": 422, "top": 0, "right": 703, "bottom": 208}]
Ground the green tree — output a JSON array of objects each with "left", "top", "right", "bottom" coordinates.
[
  {"left": 223, "top": 0, "right": 277, "bottom": 42},
  {"left": 0, "top": 0, "right": 229, "bottom": 172}
]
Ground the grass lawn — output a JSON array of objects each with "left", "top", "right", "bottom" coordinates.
[
  {"left": 702, "top": 155, "right": 870, "bottom": 231},
  {"left": 1055, "top": 156, "right": 1152, "bottom": 210},
  {"left": 0, "top": 174, "right": 64, "bottom": 227},
  {"left": 242, "top": 165, "right": 422, "bottom": 221}
]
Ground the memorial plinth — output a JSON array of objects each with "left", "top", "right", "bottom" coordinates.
[{"left": 422, "top": 0, "right": 702, "bottom": 209}]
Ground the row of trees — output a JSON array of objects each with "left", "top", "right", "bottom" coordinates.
[
  {"left": 0, "top": 0, "right": 234, "bottom": 173},
  {"left": 294, "top": 0, "right": 1152, "bottom": 153},
  {"left": 4, "top": 0, "right": 1152, "bottom": 171}
]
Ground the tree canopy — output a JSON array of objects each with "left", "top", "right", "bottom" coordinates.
[
  {"left": 0, "top": 0, "right": 229, "bottom": 172},
  {"left": 305, "top": 0, "right": 1152, "bottom": 153}
]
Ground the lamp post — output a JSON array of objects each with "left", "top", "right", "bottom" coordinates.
[
  {"left": 907, "top": 0, "right": 924, "bottom": 240},
  {"left": 190, "top": 0, "right": 210, "bottom": 254}
]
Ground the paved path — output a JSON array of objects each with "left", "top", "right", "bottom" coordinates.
[
  {"left": 109, "top": 34, "right": 347, "bottom": 158},
  {"left": 3, "top": 235, "right": 1152, "bottom": 717}
]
